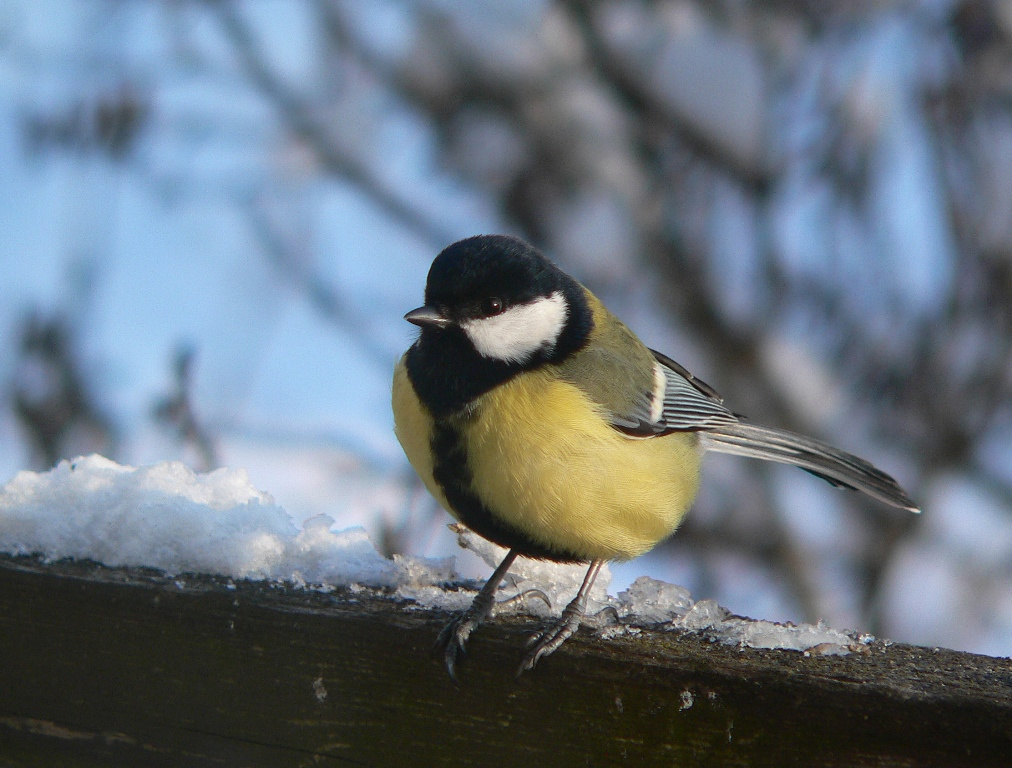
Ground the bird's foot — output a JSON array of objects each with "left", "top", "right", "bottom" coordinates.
[
  {"left": 435, "top": 588, "right": 551, "bottom": 680},
  {"left": 434, "top": 588, "right": 495, "bottom": 682},
  {"left": 517, "top": 597, "right": 587, "bottom": 675}
]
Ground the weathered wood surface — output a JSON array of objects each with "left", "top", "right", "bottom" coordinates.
[{"left": 0, "top": 552, "right": 1009, "bottom": 767}]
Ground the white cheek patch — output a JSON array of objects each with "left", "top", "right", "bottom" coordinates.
[{"left": 462, "top": 291, "right": 568, "bottom": 363}]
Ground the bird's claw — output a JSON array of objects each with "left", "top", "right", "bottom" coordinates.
[
  {"left": 433, "top": 590, "right": 494, "bottom": 681},
  {"left": 517, "top": 601, "right": 586, "bottom": 676},
  {"left": 435, "top": 586, "right": 550, "bottom": 680},
  {"left": 434, "top": 613, "right": 477, "bottom": 682},
  {"left": 497, "top": 588, "right": 552, "bottom": 611}
]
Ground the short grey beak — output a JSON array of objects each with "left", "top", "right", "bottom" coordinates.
[{"left": 404, "top": 305, "right": 452, "bottom": 329}]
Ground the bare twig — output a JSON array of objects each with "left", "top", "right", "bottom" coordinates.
[
  {"left": 207, "top": 0, "right": 455, "bottom": 249},
  {"left": 153, "top": 346, "right": 219, "bottom": 472}
]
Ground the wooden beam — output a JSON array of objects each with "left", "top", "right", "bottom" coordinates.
[{"left": 0, "top": 553, "right": 1008, "bottom": 767}]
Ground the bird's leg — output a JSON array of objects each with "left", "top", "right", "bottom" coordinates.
[
  {"left": 518, "top": 559, "right": 605, "bottom": 675},
  {"left": 434, "top": 548, "right": 519, "bottom": 680}
]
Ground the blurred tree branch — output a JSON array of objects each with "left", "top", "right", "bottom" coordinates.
[
  {"left": 11, "top": 312, "right": 115, "bottom": 471},
  {"left": 153, "top": 346, "right": 219, "bottom": 473},
  {"left": 207, "top": 0, "right": 455, "bottom": 249},
  {"left": 244, "top": 200, "right": 395, "bottom": 369}
]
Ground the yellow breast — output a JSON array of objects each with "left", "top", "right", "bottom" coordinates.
[
  {"left": 392, "top": 358, "right": 453, "bottom": 512},
  {"left": 392, "top": 358, "right": 702, "bottom": 561}
]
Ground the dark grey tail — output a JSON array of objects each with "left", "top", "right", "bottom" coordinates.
[{"left": 701, "top": 422, "right": 919, "bottom": 512}]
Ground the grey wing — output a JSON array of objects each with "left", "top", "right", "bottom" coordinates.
[
  {"left": 615, "top": 354, "right": 919, "bottom": 511},
  {"left": 613, "top": 350, "right": 739, "bottom": 436}
]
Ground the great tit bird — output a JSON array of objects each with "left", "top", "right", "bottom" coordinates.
[{"left": 392, "top": 234, "right": 918, "bottom": 678}]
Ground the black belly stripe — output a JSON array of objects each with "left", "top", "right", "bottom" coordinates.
[{"left": 430, "top": 420, "right": 585, "bottom": 563}]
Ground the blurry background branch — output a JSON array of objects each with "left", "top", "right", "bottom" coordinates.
[
  {"left": 152, "top": 345, "right": 219, "bottom": 473},
  {"left": 209, "top": 0, "right": 454, "bottom": 250}
]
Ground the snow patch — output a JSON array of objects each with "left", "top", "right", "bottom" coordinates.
[
  {"left": 667, "top": 598, "right": 867, "bottom": 654},
  {"left": 0, "top": 456, "right": 875, "bottom": 654},
  {"left": 0, "top": 455, "right": 452, "bottom": 589}
]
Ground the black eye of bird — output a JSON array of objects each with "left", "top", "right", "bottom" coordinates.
[{"left": 481, "top": 297, "right": 504, "bottom": 317}]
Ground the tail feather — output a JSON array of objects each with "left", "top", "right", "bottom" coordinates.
[{"left": 700, "top": 422, "right": 919, "bottom": 512}]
